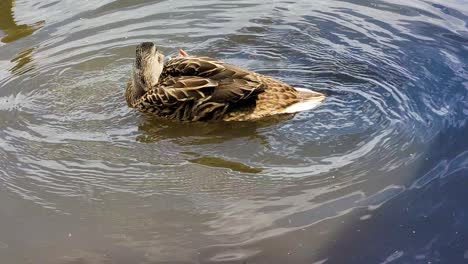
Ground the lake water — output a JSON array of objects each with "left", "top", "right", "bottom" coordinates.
[{"left": 0, "top": 0, "right": 467, "bottom": 263}]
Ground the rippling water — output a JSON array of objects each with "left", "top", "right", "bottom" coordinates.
[{"left": 0, "top": 0, "right": 467, "bottom": 263}]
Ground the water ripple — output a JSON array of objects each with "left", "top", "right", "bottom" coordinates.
[{"left": 0, "top": 0, "right": 467, "bottom": 262}]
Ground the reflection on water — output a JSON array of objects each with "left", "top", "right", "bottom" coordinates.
[
  {"left": 0, "top": 0, "right": 467, "bottom": 263},
  {"left": 10, "top": 47, "right": 36, "bottom": 75},
  {"left": 0, "top": 0, "right": 44, "bottom": 43},
  {"left": 189, "top": 156, "right": 264, "bottom": 174},
  {"left": 136, "top": 115, "right": 290, "bottom": 145},
  {"left": 0, "top": 0, "right": 43, "bottom": 77}
]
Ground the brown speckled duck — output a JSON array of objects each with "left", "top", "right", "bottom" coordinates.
[{"left": 125, "top": 42, "right": 325, "bottom": 121}]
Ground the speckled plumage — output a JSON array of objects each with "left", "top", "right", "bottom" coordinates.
[{"left": 125, "top": 43, "right": 325, "bottom": 121}]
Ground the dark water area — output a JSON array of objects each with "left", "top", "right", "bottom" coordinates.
[{"left": 0, "top": 0, "right": 467, "bottom": 263}]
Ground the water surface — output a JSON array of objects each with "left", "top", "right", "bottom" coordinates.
[{"left": 0, "top": 0, "right": 467, "bottom": 263}]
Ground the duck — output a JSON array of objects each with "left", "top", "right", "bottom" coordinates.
[{"left": 125, "top": 42, "right": 325, "bottom": 121}]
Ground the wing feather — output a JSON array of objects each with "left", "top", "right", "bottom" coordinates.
[{"left": 133, "top": 56, "right": 267, "bottom": 120}]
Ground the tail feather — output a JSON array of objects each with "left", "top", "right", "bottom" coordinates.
[{"left": 281, "top": 88, "right": 326, "bottom": 114}]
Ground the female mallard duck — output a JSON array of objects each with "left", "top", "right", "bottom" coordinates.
[{"left": 125, "top": 42, "right": 325, "bottom": 121}]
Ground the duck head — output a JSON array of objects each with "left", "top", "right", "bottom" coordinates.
[{"left": 125, "top": 42, "right": 165, "bottom": 106}]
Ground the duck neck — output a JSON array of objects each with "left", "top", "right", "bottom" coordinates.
[{"left": 125, "top": 78, "right": 145, "bottom": 107}]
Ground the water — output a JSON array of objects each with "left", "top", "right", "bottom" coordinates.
[{"left": 0, "top": 0, "right": 467, "bottom": 263}]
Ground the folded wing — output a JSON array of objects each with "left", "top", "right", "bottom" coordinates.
[{"left": 135, "top": 61, "right": 266, "bottom": 120}]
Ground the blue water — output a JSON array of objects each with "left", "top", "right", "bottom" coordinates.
[{"left": 0, "top": 0, "right": 467, "bottom": 263}]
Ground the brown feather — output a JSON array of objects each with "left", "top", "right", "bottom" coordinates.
[{"left": 129, "top": 54, "right": 325, "bottom": 121}]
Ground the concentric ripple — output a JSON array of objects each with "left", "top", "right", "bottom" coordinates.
[{"left": 0, "top": 0, "right": 467, "bottom": 263}]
